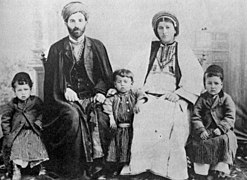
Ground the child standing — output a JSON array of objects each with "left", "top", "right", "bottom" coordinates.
[
  {"left": 1, "top": 72, "right": 49, "bottom": 180},
  {"left": 103, "top": 69, "right": 147, "bottom": 177},
  {"left": 191, "top": 65, "right": 238, "bottom": 180}
]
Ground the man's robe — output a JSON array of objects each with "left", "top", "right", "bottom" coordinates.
[{"left": 42, "top": 36, "right": 113, "bottom": 178}]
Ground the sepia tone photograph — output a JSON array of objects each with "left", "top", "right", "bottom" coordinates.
[{"left": 0, "top": 0, "right": 247, "bottom": 179}]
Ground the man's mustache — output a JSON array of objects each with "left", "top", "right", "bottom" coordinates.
[{"left": 72, "top": 27, "right": 80, "bottom": 32}]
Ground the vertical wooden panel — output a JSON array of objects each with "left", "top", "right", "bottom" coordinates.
[{"left": 193, "top": 29, "right": 247, "bottom": 136}]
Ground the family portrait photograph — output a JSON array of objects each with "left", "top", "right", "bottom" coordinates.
[{"left": 0, "top": 0, "right": 247, "bottom": 179}]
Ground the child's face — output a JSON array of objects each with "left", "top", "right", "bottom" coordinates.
[
  {"left": 13, "top": 83, "right": 31, "bottom": 101},
  {"left": 114, "top": 75, "right": 132, "bottom": 93},
  {"left": 205, "top": 76, "right": 223, "bottom": 96}
]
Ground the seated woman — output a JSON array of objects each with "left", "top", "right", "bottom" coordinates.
[{"left": 121, "top": 11, "right": 204, "bottom": 180}]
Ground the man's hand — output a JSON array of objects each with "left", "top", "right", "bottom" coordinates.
[
  {"left": 214, "top": 128, "right": 222, "bottom": 136},
  {"left": 163, "top": 92, "right": 180, "bottom": 102},
  {"left": 65, "top": 88, "right": 79, "bottom": 102},
  {"left": 200, "top": 131, "right": 209, "bottom": 140},
  {"left": 94, "top": 93, "right": 106, "bottom": 103}
]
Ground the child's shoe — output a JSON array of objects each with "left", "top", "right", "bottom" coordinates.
[
  {"left": 217, "top": 171, "right": 231, "bottom": 179},
  {"left": 207, "top": 170, "right": 216, "bottom": 180},
  {"left": 97, "top": 175, "right": 106, "bottom": 180},
  {"left": 206, "top": 175, "right": 214, "bottom": 180},
  {"left": 38, "top": 164, "right": 46, "bottom": 175},
  {"left": 12, "top": 163, "right": 21, "bottom": 180}
]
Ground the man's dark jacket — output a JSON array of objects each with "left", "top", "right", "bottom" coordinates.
[{"left": 42, "top": 36, "right": 113, "bottom": 177}]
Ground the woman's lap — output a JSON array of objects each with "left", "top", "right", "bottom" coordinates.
[{"left": 124, "top": 97, "right": 189, "bottom": 179}]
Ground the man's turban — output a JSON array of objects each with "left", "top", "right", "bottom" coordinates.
[{"left": 61, "top": 1, "right": 89, "bottom": 22}]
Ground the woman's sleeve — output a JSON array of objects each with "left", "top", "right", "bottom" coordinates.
[{"left": 175, "top": 43, "right": 204, "bottom": 104}]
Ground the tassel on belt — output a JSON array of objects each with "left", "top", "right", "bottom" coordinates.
[{"left": 118, "top": 123, "right": 131, "bottom": 128}]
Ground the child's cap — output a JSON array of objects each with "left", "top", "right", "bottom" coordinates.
[
  {"left": 12, "top": 72, "right": 33, "bottom": 88},
  {"left": 205, "top": 64, "right": 224, "bottom": 80}
]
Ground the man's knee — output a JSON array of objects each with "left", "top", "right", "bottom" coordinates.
[
  {"left": 66, "top": 107, "right": 80, "bottom": 121},
  {"left": 60, "top": 106, "right": 81, "bottom": 130}
]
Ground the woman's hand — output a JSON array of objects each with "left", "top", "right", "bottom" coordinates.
[
  {"left": 163, "top": 92, "right": 179, "bottom": 102},
  {"left": 65, "top": 88, "right": 79, "bottom": 102},
  {"left": 200, "top": 131, "right": 209, "bottom": 140},
  {"left": 214, "top": 128, "right": 222, "bottom": 136}
]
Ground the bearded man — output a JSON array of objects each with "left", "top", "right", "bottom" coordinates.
[{"left": 42, "top": 1, "right": 113, "bottom": 178}]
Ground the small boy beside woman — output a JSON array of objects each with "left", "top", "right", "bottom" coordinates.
[
  {"left": 190, "top": 65, "right": 238, "bottom": 180},
  {"left": 102, "top": 69, "right": 148, "bottom": 178}
]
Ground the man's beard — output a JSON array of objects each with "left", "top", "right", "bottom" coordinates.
[{"left": 68, "top": 26, "right": 86, "bottom": 40}]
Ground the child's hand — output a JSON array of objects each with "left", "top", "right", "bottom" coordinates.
[
  {"left": 134, "top": 100, "right": 145, "bottom": 114},
  {"left": 106, "top": 88, "right": 117, "bottom": 97},
  {"left": 133, "top": 103, "right": 141, "bottom": 114},
  {"left": 35, "top": 121, "right": 43, "bottom": 130},
  {"left": 200, "top": 131, "right": 209, "bottom": 140},
  {"left": 94, "top": 93, "right": 106, "bottom": 103},
  {"left": 110, "top": 117, "right": 117, "bottom": 130},
  {"left": 214, "top": 128, "right": 222, "bottom": 136}
]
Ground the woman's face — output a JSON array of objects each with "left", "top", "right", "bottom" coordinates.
[{"left": 157, "top": 21, "right": 176, "bottom": 44}]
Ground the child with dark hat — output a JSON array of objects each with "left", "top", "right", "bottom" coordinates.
[{"left": 191, "top": 65, "right": 238, "bottom": 179}]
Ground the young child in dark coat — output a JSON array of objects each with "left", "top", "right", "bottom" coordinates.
[
  {"left": 191, "top": 65, "right": 238, "bottom": 180},
  {"left": 102, "top": 69, "right": 147, "bottom": 178},
  {"left": 1, "top": 72, "right": 48, "bottom": 180}
]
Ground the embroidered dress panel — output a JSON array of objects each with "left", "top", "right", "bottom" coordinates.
[
  {"left": 143, "top": 42, "right": 177, "bottom": 94},
  {"left": 157, "top": 42, "right": 176, "bottom": 71}
]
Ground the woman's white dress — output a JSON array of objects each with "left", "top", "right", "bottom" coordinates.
[{"left": 121, "top": 42, "right": 204, "bottom": 180}]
